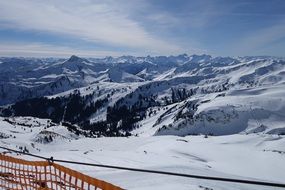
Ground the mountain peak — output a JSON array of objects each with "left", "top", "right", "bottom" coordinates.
[
  {"left": 177, "top": 53, "right": 188, "bottom": 58},
  {"left": 67, "top": 55, "right": 82, "bottom": 62},
  {"left": 189, "top": 54, "right": 212, "bottom": 63}
]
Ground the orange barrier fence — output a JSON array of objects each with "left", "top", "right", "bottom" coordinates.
[{"left": 0, "top": 154, "right": 123, "bottom": 190}]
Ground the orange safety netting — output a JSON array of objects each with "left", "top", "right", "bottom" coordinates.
[{"left": 0, "top": 154, "right": 123, "bottom": 190}]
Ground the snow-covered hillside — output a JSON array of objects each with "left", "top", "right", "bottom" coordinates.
[
  {"left": 0, "top": 117, "right": 80, "bottom": 150},
  {"left": 0, "top": 116, "right": 284, "bottom": 190},
  {"left": 1, "top": 54, "right": 285, "bottom": 137}
]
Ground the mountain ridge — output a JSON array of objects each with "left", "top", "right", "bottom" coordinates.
[{"left": 1, "top": 54, "right": 285, "bottom": 137}]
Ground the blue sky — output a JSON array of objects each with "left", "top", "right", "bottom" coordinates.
[{"left": 0, "top": 0, "right": 284, "bottom": 57}]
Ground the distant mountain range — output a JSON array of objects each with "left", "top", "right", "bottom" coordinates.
[{"left": 1, "top": 54, "right": 285, "bottom": 137}]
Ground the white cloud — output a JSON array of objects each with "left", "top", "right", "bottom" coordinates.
[
  {"left": 0, "top": 42, "right": 207, "bottom": 58},
  {"left": 0, "top": 0, "right": 184, "bottom": 54},
  {"left": 0, "top": 42, "right": 131, "bottom": 57}
]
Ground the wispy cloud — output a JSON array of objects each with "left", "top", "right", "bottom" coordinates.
[
  {"left": 0, "top": 0, "right": 283, "bottom": 57},
  {"left": 0, "top": 42, "right": 130, "bottom": 57},
  {"left": 0, "top": 0, "right": 183, "bottom": 54}
]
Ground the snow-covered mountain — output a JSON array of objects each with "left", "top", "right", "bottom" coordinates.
[
  {"left": 1, "top": 54, "right": 285, "bottom": 189},
  {"left": 0, "top": 54, "right": 285, "bottom": 137}
]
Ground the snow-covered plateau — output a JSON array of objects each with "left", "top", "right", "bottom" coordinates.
[{"left": 0, "top": 54, "right": 285, "bottom": 189}]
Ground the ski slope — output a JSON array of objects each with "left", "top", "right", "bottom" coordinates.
[{"left": 0, "top": 117, "right": 284, "bottom": 190}]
